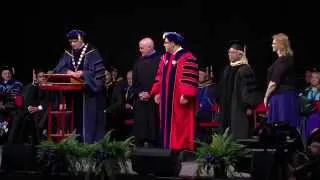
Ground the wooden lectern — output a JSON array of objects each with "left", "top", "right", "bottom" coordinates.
[{"left": 39, "top": 74, "right": 85, "bottom": 141}]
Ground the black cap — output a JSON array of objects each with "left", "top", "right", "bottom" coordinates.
[
  {"left": 34, "top": 67, "right": 47, "bottom": 74},
  {"left": 199, "top": 65, "right": 213, "bottom": 74},
  {"left": 229, "top": 40, "right": 245, "bottom": 52},
  {"left": 163, "top": 32, "right": 184, "bottom": 46},
  {"left": 199, "top": 63, "right": 209, "bottom": 72},
  {"left": 66, "top": 29, "right": 86, "bottom": 41},
  {"left": 199, "top": 66, "right": 207, "bottom": 72},
  {"left": 0, "top": 65, "right": 14, "bottom": 74},
  {"left": 306, "top": 67, "right": 319, "bottom": 72}
]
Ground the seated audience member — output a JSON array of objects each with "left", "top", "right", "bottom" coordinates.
[
  {"left": 0, "top": 66, "right": 23, "bottom": 144},
  {"left": 303, "top": 72, "right": 320, "bottom": 138},
  {"left": 104, "top": 69, "right": 122, "bottom": 138},
  {"left": 197, "top": 66, "right": 217, "bottom": 121},
  {"left": 196, "top": 66, "right": 218, "bottom": 141},
  {"left": 121, "top": 70, "right": 136, "bottom": 138},
  {"left": 20, "top": 69, "right": 50, "bottom": 144},
  {"left": 290, "top": 129, "right": 320, "bottom": 180}
]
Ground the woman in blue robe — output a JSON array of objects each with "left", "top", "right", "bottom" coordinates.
[{"left": 53, "top": 30, "right": 106, "bottom": 143}]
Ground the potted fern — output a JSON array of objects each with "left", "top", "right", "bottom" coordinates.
[
  {"left": 36, "top": 130, "right": 135, "bottom": 179},
  {"left": 195, "top": 128, "right": 248, "bottom": 178},
  {"left": 37, "top": 135, "right": 99, "bottom": 176},
  {"left": 94, "top": 130, "right": 135, "bottom": 179},
  {"left": 36, "top": 139, "right": 69, "bottom": 175}
]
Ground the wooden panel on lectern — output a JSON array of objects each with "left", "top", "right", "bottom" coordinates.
[
  {"left": 40, "top": 74, "right": 85, "bottom": 91},
  {"left": 43, "top": 74, "right": 84, "bottom": 84}
]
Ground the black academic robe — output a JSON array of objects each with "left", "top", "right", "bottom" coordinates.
[
  {"left": 0, "top": 92, "right": 19, "bottom": 144},
  {"left": 23, "top": 83, "right": 50, "bottom": 128},
  {"left": 132, "top": 52, "right": 160, "bottom": 146},
  {"left": 105, "top": 83, "right": 122, "bottom": 116},
  {"left": 122, "top": 84, "right": 135, "bottom": 120},
  {"left": 218, "top": 64, "right": 262, "bottom": 139},
  {"left": 105, "top": 83, "right": 122, "bottom": 138},
  {"left": 54, "top": 44, "right": 106, "bottom": 143}
]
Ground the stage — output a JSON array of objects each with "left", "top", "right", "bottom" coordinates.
[
  {"left": 0, "top": 163, "right": 250, "bottom": 180},
  {"left": 0, "top": 145, "right": 251, "bottom": 180}
]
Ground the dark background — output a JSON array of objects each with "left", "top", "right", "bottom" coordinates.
[{"left": 18, "top": 2, "right": 317, "bottom": 88}]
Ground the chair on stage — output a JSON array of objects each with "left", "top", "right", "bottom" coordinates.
[
  {"left": 253, "top": 102, "right": 267, "bottom": 129},
  {"left": 198, "top": 103, "right": 222, "bottom": 141},
  {"left": 39, "top": 74, "right": 85, "bottom": 142},
  {"left": 124, "top": 118, "right": 135, "bottom": 126},
  {"left": 315, "top": 100, "right": 320, "bottom": 112}
]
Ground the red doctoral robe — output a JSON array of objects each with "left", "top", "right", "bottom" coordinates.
[{"left": 151, "top": 49, "right": 199, "bottom": 151}]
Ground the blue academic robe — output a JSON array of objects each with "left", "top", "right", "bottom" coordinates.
[
  {"left": 0, "top": 80, "right": 23, "bottom": 95},
  {"left": 197, "top": 82, "right": 217, "bottom": 121},
  {"left": 53, "top": 44, "right": 106, "bottom": 143},
  {"left": 0, "top": 80, "right": 23, "bottom": 143}
]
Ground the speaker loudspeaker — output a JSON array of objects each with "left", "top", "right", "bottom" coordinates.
[
  {"left": 1, "top": 144, "right": 37, "bottom": 172},
  {"left": 131, "top": 147, "right": 182, "bottom": 177}
]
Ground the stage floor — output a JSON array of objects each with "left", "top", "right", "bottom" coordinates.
[
  {"left": 0, "top": 161, "right": 251, "bottom": 179},
  {"left": 0, "top": 145, "right": 251, "bottom": 179},
  {"left": 0, "top": 173, "right": 251, "bottom": 180}
]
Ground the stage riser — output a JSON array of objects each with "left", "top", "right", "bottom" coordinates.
[
  {"left": 1, "top": 144, "right": 37, "bottom": 172},
  {"left": 0, "top": 174, "right": 250, "bottom": 180},
  {"left": 1, "top": 143, "right": 290, "bottom": 179}
]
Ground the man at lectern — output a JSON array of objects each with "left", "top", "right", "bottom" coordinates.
[{"left": 53, "top": 29, "right": 106, "bottom": 143}]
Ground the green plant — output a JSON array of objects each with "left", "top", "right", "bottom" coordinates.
[
  {"left": 36, "top": 130, "right": 135, "bottom": 179},
  {"left": 36, "top": 140, "right": 68, "bottom": 174},
  {"left": 37, "top": 135, "right": 99, "bottom": 175},
  {"left": 195, "top": 128, "right": 249, "bottom": 177},
  {"left": 94, "top": 130, "right": 135, "bottom": 178}
]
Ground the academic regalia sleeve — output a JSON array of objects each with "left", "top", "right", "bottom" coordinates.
[
  {"left": 1, "top": 80, "right": 24, "bottom": 95},
  {"left": 132, "top": 61, "right": 142, "bottom": 94},
  {"left": 10, "top": 80, "right": 23, "bottom": 95},
  {"left": 215, "top": 67, "right": 227, "bottom": 103},
  {"left": 179, "top": 56, "right": 199, "bottom": 97},
  {"left": 0, "top": 84, "right": 5, "bottom": 94},
  {"left": 22, "top": 83, "right": 37, "bottom": 108},
  {"left": 2, "top": 94, "right": 17, "bottom": 112},
  {"left": 209, "top": 84, "right": 218, "bottom": 104},
  {"left": 106, "top": 85, "right": 123, "bottom": 114},
  {"left": 53, "top": 52, "right": 70, "bottom": 73},
  {"left": 239, "top": 65, "right": 263, "bottom": 107},
  {"left": 82, "top": 50, "right": 106, "bottom": 92},
  {"left": 150, "top": 55, "right": 165, "bottom": 96},
  {"left": 129, "top": 89, "right": 136, "bottom": 107}
]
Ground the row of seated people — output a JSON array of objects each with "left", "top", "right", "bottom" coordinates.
[
  {"left": 117, "top": 67, "right": 320, "bottom": 145},
  {"left": 104, "top": 69, "right": 135, "bottom": 140},
  {"left": 0, "top": 67, "right": 51, "bottom": 145}
]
